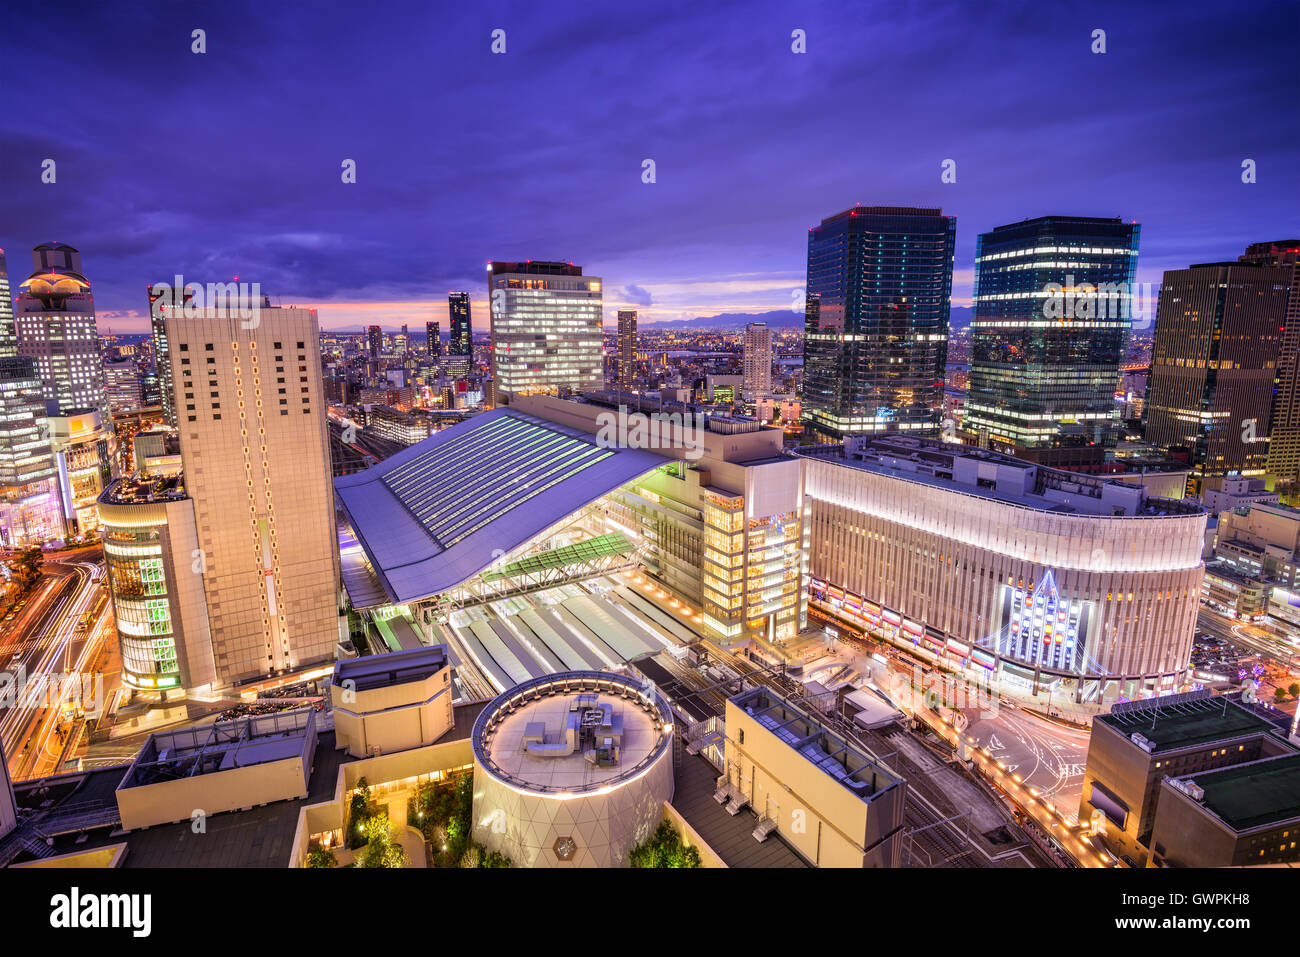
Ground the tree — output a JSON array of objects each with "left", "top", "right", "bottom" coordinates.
[
  {"left": 347, "top": 777, "right": 374, "bottom": 849},
  {"left": 1275, "top": 687, "right": 1289, "bottom": 702},
  {"left": 1289, "top": 683, "right": 1300, "bottom": 698},
  {"left": 305, "top": 845, "right": 338, "bottom": 868},
  {"left": 358, "top": 816, "right": 407, "bottom": 868}
]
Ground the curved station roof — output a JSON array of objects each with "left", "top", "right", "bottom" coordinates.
[{"left": 335, "top": 408, "right": 671, "bottom": 606}]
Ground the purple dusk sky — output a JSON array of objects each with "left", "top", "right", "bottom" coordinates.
[{"left": 0, "top": 0, "right": 1295, "bottom": 333}]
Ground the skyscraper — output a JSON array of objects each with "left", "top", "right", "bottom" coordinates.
[
  {"left": 426, "top": 320, "right": 441, "bottom": 358},
  {"left": 743, "top": 321, "right": 773, "bottom": 398},
  {"left": 616, "top": 309, "right": 637, "bottom": 391},
  {"left": 103, "top": 357, "right": 144, "bottom": 413},
  {"left": 148, "top": 280, "right": 193, "bottom": 428},
  {"left": 367, "top": 324, "right": 382, "bottom": 361},
  {"left": 447, "top": 291, "right": 472, "bottom": 378},
  {"left": 1241, "top": 241, "right": 1300, "bottom": 499},
  {"left": 487, "top": 262, "right": 603, "bottom": 400},
  {"left": 963, "top": 216, "right": 1140, "bottom": 470},
  {"left": 165, "top": 300, "right": 340, "bottom": 683},
  {"left": 1144, "top": 259, "right": 1292, "bottom": 490},
  {"left": 0, "top": 356, "right": 60, "bottom": 544},
  {"left": 803, "top": 206, "right": 956, "bottom": 441},
  {"left": 0, "top": 250, "right": 14, "bottom": 356},
  {"left": 13, "top": 243, "right": 109, "bottom": 421}
]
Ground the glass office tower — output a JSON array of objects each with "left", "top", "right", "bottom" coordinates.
[
  {"left": 1144, "top": 259, "right": 1292, "bottom": 489},
  {"left": 446, "top": 291, "right": 472, "bottom": 378},
  {"left": 0, "top": 356, "right": 60, "bottom": 544},
  {"left": 964, "top": 216, "right": 1140, "bottom": 471},
  {"left": 803, "top": 206, "right": 956, "bottom": 441}
]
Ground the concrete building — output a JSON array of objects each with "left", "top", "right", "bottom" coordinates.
[
  {"left": 116, "top": 708, "right": 317, "bottom": 831},
  {"left": 331, "top": 646, "right": 455, "bottom": 758},
  {"left": 363, "top": 403, "right": 439, "bottom": 446},
  {"left": 488, "top": 261, "right": 603, "bottom": 400},
  {"left": 103, "top": 358, "right": 144, "bottom": 414},
  {"left": 131, "top": 427, "right": 182, "bottom": 478},
  {"left": 1213, "top": 501, "right": 1300, "bottom": 590},
  {"left": 1201, "top": 475, "right": 1279, "bottom": 516},
  {"left": 165, "top": 302, "right": 340, "bottom": 684},
  {"left": 0, "top": 356, "right": 60, "bottom": 545},
  {"left": 742, "top": 321, "right": 773, "bottom": 398},
  {"left": 705, "top": 374, "right": 744, "bottom": 405},
  {"left": 98, "top": 474, "right": 217, "bottom": 695},
  {"left": 1200, "top": 560, "right": 1268, "bottom": 620},
  {"left": 724, "top": 686, "right": 906, "bottom": 867},
  {"left": 470, "top": 671, "right": 676, "bottom": 867},
  {"left": 800, "top": 434, "right": 1208, "bottom": 706},
  {"left": 13, "top": 243, "right": 109, "bottom": 421},
  {"left": 1078, "top": 690, "right": 1296, "bottom": 867},
  {"left": 1150, "top": 752, "right": 1300, "bottom": 867}
]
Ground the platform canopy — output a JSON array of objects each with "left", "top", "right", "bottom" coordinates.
[{"left": 335, "top": 407, "right": 672, "bottom": 607}]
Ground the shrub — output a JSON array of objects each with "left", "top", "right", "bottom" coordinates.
[
  {"left": 629, "top": 820, "right": 701, "bottom": 868},
  {"left": 305, "top": 845, "right": 338, "bottom": 868}
]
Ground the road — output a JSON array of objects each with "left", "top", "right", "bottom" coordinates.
[
  {"left": 964, "top": 704, "right": 1090, "bottom": 824},
  {"left": 0, "top": 547, "right": 115, "bottom": 780}
]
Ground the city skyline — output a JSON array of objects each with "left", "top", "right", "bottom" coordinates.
[
  {"left": 2, "top": 0, "right": 1300, "bottom": 896},
  {"left": 0, "top": 0, "right": 1295, "bottom": 332}
]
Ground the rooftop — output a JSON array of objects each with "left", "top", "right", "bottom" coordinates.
[
  {"left": 731, "top": 686, "right": 903, "bottom": 804},
  {"left": 332, "top": 645, "right": 448, "bottom": 693},
  {"left": 119, "top": 708, "right": 315, "bottom": 790},
  {"left": 1175, "top": 753, "right": 1300, "bottom": 832},
  {"left": 798, "top": 434, "right": 1203, "bottom": 519},
  {"left": 4, "top": 703, "right": 491, "bottom": 868},
  {"left": 1098, "top": 694, "right": 1277, "bottom": 754},
  {"left": 99, "top": 474, "right": 187, "bottom": 506},
  {"left": 334, "top": 407, "right": 671, "bottom": 606},
  {"left": 473, "top": 671, "right": 674, "bottom": 796}
]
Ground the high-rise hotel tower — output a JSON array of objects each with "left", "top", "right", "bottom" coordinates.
[
  {"left": 164, "top": 300, "right": 340, "bottom": 683},
  {"left": 13, "top": 243, "right": 109, "bottom": 422}
]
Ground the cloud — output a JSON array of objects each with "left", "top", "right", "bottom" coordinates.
[{"left": 623, "top": 284, "right": 653, "bottom": 307}]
